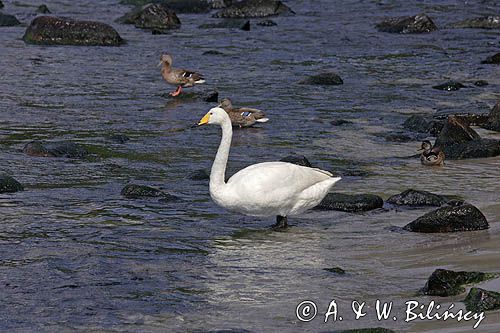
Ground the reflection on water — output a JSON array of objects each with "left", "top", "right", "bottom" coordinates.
[{"left": 0, "top": 0, "right": 499, "bottom": 332}]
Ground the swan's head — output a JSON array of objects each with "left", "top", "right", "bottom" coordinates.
[
  {"left": 158, "top": 53, "right": 173, "bottom": 67},
  {"left": 420, "top": 140, "right": 432, "bottom": 152},
  {"left": 197, "top": 107, "right": 229, "bottom": 126}
]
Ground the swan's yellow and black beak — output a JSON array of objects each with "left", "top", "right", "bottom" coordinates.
[{"left": 196, "top": 112, "right": 210, "bottom": 126}]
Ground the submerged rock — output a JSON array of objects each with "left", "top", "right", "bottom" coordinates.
[
  {"left": 240, "top": 20, "right": 250, "bottom": 31},
  {"left": 432, "top": 81, "right": 465, "bottom": 91},
  {"left": 188, "top": 169, "right": 210, "bottom": 181},
  {"left": 464, "top": 288, "right": 500, "bottom": 312},
  {"left": 474, "top": 80, "right": 489, "bottom": 86},
  {"left": 117, "top": 4, "right": 181, "bottom": 32},
  {"left": 299, "top": 72, "right": 343, "bottom": 86},
  {"left": 199, "top": 19, "right": 248, "bottom": 29},
  {"left": 451, "top": 16, "right": 500, "bottom": 29},
  {"left": 403, "top": 203, "right": 489, "bottom": 233},
  {"left": 257, "top": 19, "right": 277, "bottom": 26},
  {"left": 209, "top": 0, "right": 232, "bottom": 9},
  {"left": 376, "top": 13, "right": 437, "bottom": 33},
  {"left": 403, "top": 115, "right": 443, "bottom": 135},
  {"left": 324, "top": 267, "right": 346, "bottom": 275},
  {"left": 0, "top": 174, "right": 24, "bottom": 193},
  {"left": 107, "top": 134, "right": 130, "bottom": 144},
  {"left": 213, "top": 0, "right": 294, "bottom": 18},
  {"left": 0, "top": 12, "right": 21, "bottom": 27},
  {"left": 421, "top": 269, "right": 497, "bottom": 296},
  {"left": 435, "top": 116, "right": 480, "bottom": 147},
  {"left": 36, "top": 4, "right": 51, "bottom": 14},
  {"left": 23, "top": 16, "right": 124, "bottom": 46},
  {"left": 330, "top": 119, "right": 352, "bottom": 126},
  {"left": 387, "top": 189, "right": 447, "bottom": 207},
  {"left": 203, "top": 50, "right": 224, "bottom": 55},
  {"left": 482, "top": 52, "right": 500, "bottom": 64},
  {"left": 23, "top": 141, "right": 88, "bottom": 158},
  {"left": 280, "top": 154, "right": 312, "bottom": 167},
  {"left": 483, "top": 100, "right": 500, "bottom": 132},
  {"left": 121, "top": 184, "right": 178, "bottom": 200},
  {"left": 315, "top": 193, "right": 383, "bottom": 212},
  {"left": 204, "top": 90, "right": 219, "bottom": 103},
  {"left": 120, "top": 0, "right": 211, "bottom": 13}
]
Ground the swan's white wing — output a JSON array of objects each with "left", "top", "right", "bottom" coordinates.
[{"left": 223, "top": 162, "right": 336, "bottom": 216}]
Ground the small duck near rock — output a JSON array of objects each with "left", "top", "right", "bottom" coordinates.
[
  {"left": 159, "top": 53, "right": 205, "bottom": 96},
  {"left": 419, "top": 140, "right": 445, "bottom": 166},
  {"left": 219, "top": 98, "right": 269, "bottom": 128}
]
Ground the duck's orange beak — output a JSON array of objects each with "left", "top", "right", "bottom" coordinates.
[{"left": 197, "top": 112, "right": 210, "bottom": 126}]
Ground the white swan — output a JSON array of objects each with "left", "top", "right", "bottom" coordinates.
[{"left": 197, "top": 107, "right": 341, "bottom": 229}]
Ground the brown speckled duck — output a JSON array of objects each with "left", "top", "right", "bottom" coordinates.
[
  {"left": 219, "top": 98, "right": 269, "bottom": 128},
  {"left": 419, "top": 140, "right": 445, "bottom": 166},
  {"left": 159, "top": 54, "right": 205, "bottom": 96}
]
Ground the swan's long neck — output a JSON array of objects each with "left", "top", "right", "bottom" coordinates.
[{"left": 210, "top": 119, "right": 232, "bottom": 191}]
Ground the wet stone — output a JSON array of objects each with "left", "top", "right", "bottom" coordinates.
[
  {"left": 280, "top": 154, "right": 312, "bottom": 167},
  {"left": 403, "top": 115, "right": 444, "bottom": 135},
  {"left": 117, "top": 3, "right": 181, "bottom": 33},
  {"left": 36, "top": 4, "right": 51, "bottom": 13},
  {"left": 121, "top": 184, "right": 178, "bottom": 200},
  {"left": 23, "top": 140, "right": 88, "bottom": 158},
  {"left": 330, "top": 119, "right": 352, "bottom": 126},
  {"left": 474, "top": 80, "right": 488, "bottom": 86},
  {"left": 23, "top": 16, "right": 124, "bottom": 46},
  {"left": 421, "top": 269, "right": 498, "bottom": 297},
  {"left": 432, "top": 81, "right": 466, "bottom": 91},
  {"left": 324, "top": 267, "right": 346, "bottom": 275},
  {"left": 482, "top": 100, "right": 500, "bottom": 132},
  {"left": 299, "top": 72, "right": 343, "bottom": 86},
  {"left": 257, "top": 19, "right": 277, "bottom": 26},
  {"left": 0, "top": 174, "right": 24, "bottom": 193},
  {"left": 213, "top": 0, "right": 294, "bottom": 18},
  {"left": 386, "top": 189, "right": 447, "bottom": 207},
  {"left": 451, "top": 16, "right": 500, "bottom": 29},
  {"left": 188, "top": 169, "right": 210, "bottom": 181},
  {"left": 464, "top": 288, "right": 500, "bottom": 312},
  {"left": 435, "top": 116, "right": 480, "bottom": 148},
  {"left": 315, "top": 193, "right": 384, "bottom": 212},
  {"left": 240, "top": 20, "right": 250, "bottom": 31},
  {"left": 0, "top": 12, "right": 21, "bottom": 27},
  {"left": 403, "top": 203, "right": 489, "bottom": 233},
  {"left": 204, "top": 90, "right": 219, "bottom": 103},
  {"left": 482, "top": 52, "right": 500, "bottom": 64},
  {"left": 376, "top": 13, "right": 437, "bottom": 33},
  {"left": 203, "top": 50, "right": 224, "bottom": 55}
]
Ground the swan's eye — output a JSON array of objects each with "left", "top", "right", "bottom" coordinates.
[{"left": 209, "top": 112, "right": 213, "bottom": 115}]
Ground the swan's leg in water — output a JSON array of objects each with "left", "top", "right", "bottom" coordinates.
[{"left": 271, "top": 215, "right": 288, "bottom": 231}]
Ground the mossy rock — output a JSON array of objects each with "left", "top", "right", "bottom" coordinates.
[
  {"left": 0, "top": 174, "right": 24, "bottom": 193},
  {"left": 121, "top": 184, "right": 178, "bottom": 201},
  {"left": 421, "top": 269, "right": 498, "bottom": 296},
  {"left": 464, "top": 288, "right": 500, "bottom": 312},
  {"left": 23, "top": 16, "right": 124, "bottom": 46}
]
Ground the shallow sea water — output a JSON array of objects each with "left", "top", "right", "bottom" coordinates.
[{"left": 0, "top": 0, "right": 499, "bottom": 332}]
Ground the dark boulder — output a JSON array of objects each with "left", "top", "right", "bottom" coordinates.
[
  {"left": 299, "top": 72, "right": 343, "bottom": 86},
  {"left": 213, "top": 0, "right": 294, "bottom": 18},
  {"left": 435, "top": 116, "right": 480, "bottom": 148},
  {"left": 442, "top": 139, "right": 500, "bottom": 159},
  {"left": 451, "top": 16, "right": 500, "bottom": 29},
  {"left": 432, "top": 81, "right": 466, "bottom": 91},
  {"left": 315, "top": 193, "right": 383, "bottom": 212},
  {"left": 240, "top": 20, "right": 250, "bottom": 31},
  {"left": 280, "top": 154, "right": 312, "bottom": 167},
  {"left": 464, "top": 288, "right": 500, "bottom": 312},
  {"left": 474, "top": 80, "right": 489, "bottom": 86},
  {"left": 387, "top": 189, "right": 447, "bottom": 207},
  {"left": 121, "top": 184, "right": 178, "bottom": 200},
  {"left": 36, "top": 4, "right": 51, "bottom": 14},
  {"left": 23, "top": 16, "right": 124, "bottom": 46},
  {"left": 483, "top": 100, "right": 500, "bottom": 132},
  {"left": 188, "top": 169, "right": 210, "bottom": 180},
  {"left": 209, "top": 0, "right": 233, "bottom": 9},
  {"left": 403, "top": 203, "right": 489, "bottom": 233},
  {"left": 23, "top": 141, "right": 88, "bottom": 158},
  {"left": 421, "top": 269, "right": 497, "bottom": 296},
  {"left": 0, "top": 12, "right": 21, "bottom": 26},
  {"left": 330, "top": 119, "right": 352, "bottom": 126},
  {"left": 0, "top": 174, "right": 24, "bottom": 193},
  {"left": 482, "top": 52, "right": 500, "bottom": 64},
  {"left": 403, "top": 115, "right": 443, "bottom": 135},
  {"left": 257, "top": 19, "right": 277, "bottom": 26},
  {"left": 376, "top": 13, "right": 437, "bottom": 33},
  {"left": 120, "top": 0, "right": 210, "bottom": 13},
  {"left": 117, "top": 4, "right": 180, "bottom": 33}
]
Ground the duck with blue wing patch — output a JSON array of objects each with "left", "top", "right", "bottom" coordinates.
[{"left": 219, "top": 97, "right": 269, "bottom": 128}]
